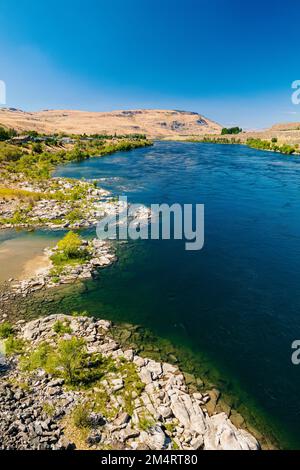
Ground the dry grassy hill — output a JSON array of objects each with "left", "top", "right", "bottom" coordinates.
[
  {"left": 270, "top": 122, "right": 300, "bottom": 131},
  {"left": 0, "top": 108, "right": 222, "bottom": 138}
]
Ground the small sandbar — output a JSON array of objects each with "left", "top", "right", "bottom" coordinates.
[{"left": 0, "top": 234, "right": 58, "bottom": 283}]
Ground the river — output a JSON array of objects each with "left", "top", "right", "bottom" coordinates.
[{"left": 2, "top": 141, "right": 300, "bottom": 448}]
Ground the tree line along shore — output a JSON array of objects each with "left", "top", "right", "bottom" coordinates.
[
  {"left": 0, "top": 127, "right": 152, "bottom": 229},
  {"left": 184, "top": 134, "right": 300, "bottom": 156}
]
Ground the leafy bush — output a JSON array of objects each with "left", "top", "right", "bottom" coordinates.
[
  {"left": 68, "top": 145, "right": 89, "bottom": 162},
  {"left": 21, "top": 338, "right": 86, "bottom": 384},
  {"left": 49, "top": 337, "right": 86, "bottom": 384},
  {"left": 21, "top": 337, "right": 115, "bottom": 387},
  {"left": 21, "top": 342, "right": 52, "bottom": 370},
  {"left": 221, "top": 127, "right": 242, "bottom": 135},
  {"left": 43, "top": 402, "right": 56, "bottom": 417},
  {"left": 56, "top": 231, "right": 84, "bottom": 259},
  {"left": 51, "top": 232, "right": 90, "bottom": 267},
  {"left": 247, "top": 138, "right": 297, "bottom": 155},
  {"left": 31, "top": 142, "right": 43, "bottom": 154},
  {"left": 71, "top": 310, "right": 89, "bottom": 317},
  {"left": 53, "top": 320, "right": 72, "bottom": 335},
  {"left": 0, "top": 143, "right": 25, "bottom": 162},
  {"left": 67, "top": 208, "right": 83, "bottom": 223},
  {"left": 0, "top": 321, "right": 14, "bottom": 339},
  {"left": 72, "top": 404, "right": 91, "bottom": 428},
  {"left": 1, "top": 137, "right": 152, "bottom": 180},
  {"left": 0, "top": 126, "right": 17, "bottom": 141},
  {"left": 5, "top": 337, "right": 25, "bottom": 356}
]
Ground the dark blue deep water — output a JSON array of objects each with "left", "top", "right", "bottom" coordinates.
[{"left": 55, "top": 141, "right": 300, "bottom": 448}]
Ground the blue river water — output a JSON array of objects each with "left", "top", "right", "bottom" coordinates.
[{"left": 55, "top": 141, "right": 300, "bottom": 448}]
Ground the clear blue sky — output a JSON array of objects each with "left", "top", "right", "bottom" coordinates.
[{"left": 0, "top": 0, "right": 299, "bottom": 128}]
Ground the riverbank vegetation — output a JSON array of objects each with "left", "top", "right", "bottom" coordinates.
[
  {"left": 50, "top": 232, "right": 91, "bottom": 269},
  {"left": 0, "top": 138, "right": 152, "bottom": 181},
  {"left": 187, "top": 136, "right": 242, "bottom": 144},
  {"left": 0, "top": 321, "right": 14, "bottom": 339},
  {"left": 185, "top": 136, "right": 299, "bottom": 155},
  {"left": 0, "top": 126, "right": 17, "bottom": 141},
  {"left": 0, "top": 128, "right": 152, "bottom": 229},
  {"left": 0, "top": 127, "right": 152, "bottom": 181},
  {"left": 221, "top": 127, "right": 242, "bottom": 135},
  {"left": 246, "top": 138, "right": 299, "bottom": 155}
]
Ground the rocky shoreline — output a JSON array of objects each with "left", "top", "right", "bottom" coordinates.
[
  {"left": 0, "top": 313, "right": 260, "bottom": 450},
  {"left": 8, "top": 237, "right": 116, "bottom": 298},
  {"left": 0, "top": 177, "right": 115, "bottom": 230}
]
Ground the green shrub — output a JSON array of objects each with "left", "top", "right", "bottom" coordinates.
[
  {"left": 21, "top": 342, "right": 52, "bottom": 370},
  {"left": 0, "top": 127, "right": 17, "bottom": 141},
  {"left": 1, "top": 137, "right": 152, "bottom": 180},
  {"left": 5, "top": 337, "right": 25, "bottom": 356},
  {"left": 50, "top": 252, "right": 69, "bottom": 266},
  {"left": 72, "top": 404, "right": 91, "bottom": 428},
  {"left": 49, "top": 337, "right": 86, "bottom": 384},
  {"left": 221, "top": 127, "right": 242, "bottom": 135},
  {"left": 56, "top": 231, "right": 84, "bottom": 259},
  {"left": 71, "top": 310, "right": 89, "bottom": 317},
  {"left": 67, "top": 208, "right": 83, "bottom": 223},
  {"left": 32, "top": 142, "right": 43, "bottom": 154},
  {"left": 247, "top": 138, "right": 296, "bottom": 155},
  {"left": 21, "top": 337, "right": 86, "bottom": 384},
  {"left": 0, "top": 321, "right": 14, "bottom": 339},
  {"left": 139, "top": 414, "right": 155, "bottom": 431},
  {"left": 43, "top": 402, "right": 56, "bottom": 417},
  {"left": 53, "top": 320, "right": 72, "bottom": 335},
  {"left": 0, "top": 143, "right": 24, "bottom": 162}
]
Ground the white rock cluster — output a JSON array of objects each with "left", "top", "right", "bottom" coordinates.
[
  {"left": 10, "top": 239, "right": 116, "bottom": 297},
  {"left": 0, "top": 314, "right": 260, "bottom": 451}
]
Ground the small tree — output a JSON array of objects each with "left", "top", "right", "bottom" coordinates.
[
  {"left": 0, "top": 126, "right": 16, "bottom": 141},
  {"left": 50, "top": 337, "right": 86, "bottom": 384},
  {"left": 221, "top": 127, "right": 242, "bottom": 135}
]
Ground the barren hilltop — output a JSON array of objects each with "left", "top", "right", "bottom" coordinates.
[{"left": 0, "top": 108, "right": 222, "bottom": 139}]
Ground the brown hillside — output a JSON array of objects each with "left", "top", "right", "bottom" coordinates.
[{"left": 0, "top": 108, "right": 222, "bottom": 138}]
